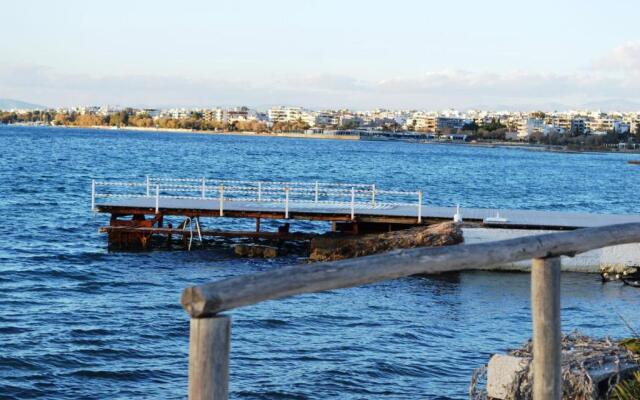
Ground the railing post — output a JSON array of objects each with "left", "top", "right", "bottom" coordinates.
[
  {"left": 285, "top": 187, "right": 290, "bottom": 219},
  {"left": 257, "top": 182, "right": 262, "bottom": 202},
  {"left": 91, "top": 179, "right": 96, "bottom": 211},
  {"left": 188, "top": 315, "right": 231, "bottom": 400},
  {"left": 155, "top": 184, "right": 160, "bottom": 214},
  {"left": 314, "top": 181, "right": 319, "bottom": 204},
  {"left": 371, "top": 184, "right": 376, "bottom": 207},
  {"left": 531, "top": 256, "right": 562, "bottom": 400},
  {"left": 146, "top": 175, "right": 151, "bottom": 197},
  {"left": 219, "top": 185, "right": 224, "bottom": 217},
  {"left": 201, "top": 177, "right": 206, "bottom": 199},
  {"left": 417, "top": 191, "right": 422, "bottom": 223},
  {"left": 350, "top": 187, "right": 355, "bottom": 220}
]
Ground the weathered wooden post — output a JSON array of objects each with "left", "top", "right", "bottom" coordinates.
[
  {"left": 531, "top": 256, "right": 562, "bottom": 400},
  {"left": 188, "top": 315, "right": 231, "bottom": 400}
]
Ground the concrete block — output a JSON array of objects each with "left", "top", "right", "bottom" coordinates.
[{"left": 486, "top": 354, "right": 530, "bottom": 399}]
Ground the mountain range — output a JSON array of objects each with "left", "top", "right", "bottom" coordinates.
[{"left": 0, "top": 98, "right": 47, "bottom": 110}]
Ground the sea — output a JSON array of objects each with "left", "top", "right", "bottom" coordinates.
[{"left": 1, "top": 125, "right": 639, "bottom": 399}]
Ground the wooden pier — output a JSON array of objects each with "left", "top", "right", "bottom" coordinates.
[{"left": 92, "top": 176, "right": 640, "bottom": 250}]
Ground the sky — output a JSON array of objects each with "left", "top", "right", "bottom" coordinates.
[{"left": 1, "top": 0, "right": 640, "bottom": 110}]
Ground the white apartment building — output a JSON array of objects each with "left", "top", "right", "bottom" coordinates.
[
  {"left": 268, "top": 106, "right": 303, "bottom": 123},
  {"left": 300, "top": 111, "right": 317, "bottom": 127},
  {"left": 316, "top": 112, "right": 339, "bottom": 126},
  {"left": 202, "top": 107, "right": 253, "bottom": 124},
  {"left": 203, "top": 108, "right": 226, "bottom": 123},
  {"left": 160, "top": 108, "right": 193, "bottom": 119},
  {"left": 227, "top": 107, "right": 250, "bottom": 122},
  {"left": 518, "top": 118, "right": 545, "bottom": 139},
  {"left": 587, "top": 115, "right": 614, "bottom": 133},
  {"left": 406, "top": 112, "right": 437, "bottom": 132}
]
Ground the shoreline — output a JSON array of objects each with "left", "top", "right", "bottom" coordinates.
[
  {"left": 4, "top": 123, "right": 640, "bottom": 154},
  {"left": 44, "top": 124, "right": 361, "bottom": 141}
]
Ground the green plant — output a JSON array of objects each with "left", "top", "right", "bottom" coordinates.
[
  {"left": 620, "top": 338, "right": 640, "bottom": 356},
  {"left": 612, "top": 371, "right": 640, "bottom": 400}
]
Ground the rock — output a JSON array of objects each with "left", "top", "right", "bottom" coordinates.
[
  {"left": 262, "top": 246, "right": 278, "bottom": 258},
  {"left": 233, "top": 244, "right": 278, "bottom": 258},
  {"left": 309, "top": 222, "right": 463, "bottom": 262},
  {"left": 486, "top": 355, "right": 530, "bottom": 399}
]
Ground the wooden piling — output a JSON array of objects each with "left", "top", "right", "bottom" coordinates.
[
  {"left": 166, "top": 222, "right": 173, "bottom": 249},
  {"left": 188, "top": 315, "right": 231, "bottom": 400},
  {"left": 531, "top": 257, "right": 561, "bottom": 400}
]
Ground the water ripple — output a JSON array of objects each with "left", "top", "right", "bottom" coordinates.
[{"left": 1, "top": 126, "right": 640, "bottom": 399}]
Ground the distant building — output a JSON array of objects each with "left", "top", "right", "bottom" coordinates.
[
  {"left": 160, "top": 108, "right": 192, "bottom": 119},
  {"left": 587, "top": 115, "right": 614, "bottom": 133},
  {"left": 570, "top": 118, "right": 587, "bottom": 135},
  {"left": 227, "top": 107, "right": 250, "bottom": 122},
  {"left": 406, "top": 112, "right": 437, "bottom": 132},
  {"left": 613, "top": 120, "right": 630, "bottom": 134},
  {"left": 505, "top": 131, "right": 519, "bottom": 141},
  {"left": 518, "top": 118, "right": 545, "bottom": 139},
  {"left": 203, "top": 108, "right": 226, "bottom": 123},
  {"left": 316, "top": 112, "right": 339, "bottom": 126},
  {"left": 437, "top": 117, "right": 467, "bottom": 131},
  {"left": 268, "top": 106, "right": 303, "bottom": 123}
]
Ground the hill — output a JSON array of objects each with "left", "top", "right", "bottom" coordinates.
[{"left": 0, "top": 98, "right": 47, "bottom": 111}]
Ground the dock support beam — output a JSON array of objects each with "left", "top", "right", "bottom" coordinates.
[
  {"left": 188, "top": 315, "right": 230, "bottom": 400},
  {"left": 531, "top": 256, "right": 562, "bottom": 400}
]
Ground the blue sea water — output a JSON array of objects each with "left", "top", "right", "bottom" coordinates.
[{"left": 1, "top": 125, "right": 639, "bottom": 399}]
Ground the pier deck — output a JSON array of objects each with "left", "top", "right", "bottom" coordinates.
[{"left": 96, "top": 196, "right": 640, "bottom": 230}]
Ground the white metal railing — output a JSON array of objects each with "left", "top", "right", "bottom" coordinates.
[{"left": 92, "top": 176, "right": 424, "bottom": 221}]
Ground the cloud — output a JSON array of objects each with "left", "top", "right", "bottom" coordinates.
[
  {"left": 593, "top": 41, "right": 640, "bottom": 72},
  {"left": 373, "top": 70, "right": 640, "bottom": 98},
  {"left": 2, "top": 42, "right": 640, "bottom": 110}
]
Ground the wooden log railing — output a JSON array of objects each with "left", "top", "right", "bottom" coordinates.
[{"left": 180, "top": 222, "right": 640, "bottom": 400}]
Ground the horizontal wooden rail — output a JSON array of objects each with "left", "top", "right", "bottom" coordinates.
[{"left": 182, "top": 222, "right": 640, "bottom": 317}]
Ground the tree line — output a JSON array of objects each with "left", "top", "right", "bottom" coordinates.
[{"left": 0, "top": 109, "right": 273, "bottom": 132}]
